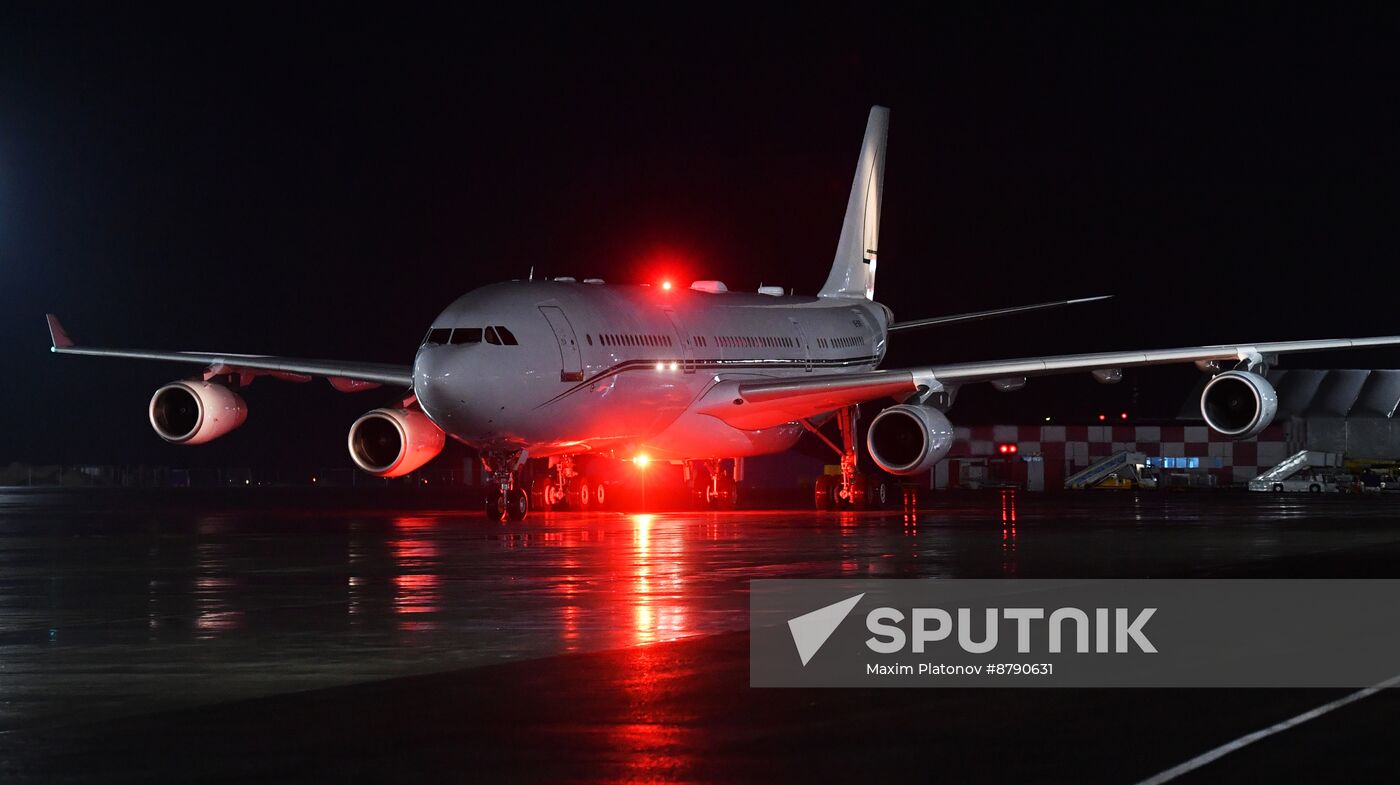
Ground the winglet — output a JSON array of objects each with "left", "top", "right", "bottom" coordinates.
[{"left": 46, "top": 314, "right": 74, "bottom": 350}]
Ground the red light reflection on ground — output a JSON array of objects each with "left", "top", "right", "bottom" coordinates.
[
  {"left": 1001, "top": 491, "right": 1019, "bottom": 575},
  {"left": 628, "top": 514, "right": 689, "bottom": 646},
  {"left": 391, "top": 517, "right": 442, "bottom": 629},
  {"left": 604, "top": 644, "right": 697, "bottom": 783}
]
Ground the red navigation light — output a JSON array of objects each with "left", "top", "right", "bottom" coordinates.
[{"left": 997, "top": 443, "right": 1018, "bottom": 455}]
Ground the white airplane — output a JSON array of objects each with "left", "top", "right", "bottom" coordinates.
[{"left": 47, "top": 106, "right": 1400, "bottom": 520}]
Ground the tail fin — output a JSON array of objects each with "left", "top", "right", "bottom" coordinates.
[{"left": 819, "top": 105, "right": 889, "bottom": 300}]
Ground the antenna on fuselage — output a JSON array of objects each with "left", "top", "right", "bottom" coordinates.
[{"left": 529, "top": 266, "right": 535, "bottom": 281}]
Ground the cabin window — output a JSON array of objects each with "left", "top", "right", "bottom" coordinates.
[
  {"left": 426, "top": 328, "right": 451, "bottom": 345},
  {"left": 496, "top": 326, "right": 519, "bottom": 345},
  {"left": 450, "top": 327, "right": 483, "bottom": 344},
  {"left": 485, "top": 326, "right": 501, "bottom": 345},
  {"left": 586, "top": 335, "right": 593, "bottom": 345}
]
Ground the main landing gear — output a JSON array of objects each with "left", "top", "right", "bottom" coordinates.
[
  {"left": 528, "top": 454, "right": 609, "bottom": 512},
  {"left": 686, "top": 459, "right": 738, "bottom": 509},
  {"left": 804, "top": 406, "right": 886, "bottom": 510},
  {"left": 483, "top": 451, "right": 529, "bottom": 522}
]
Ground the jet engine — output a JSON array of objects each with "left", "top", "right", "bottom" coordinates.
[
  {"left": 148, "top": 381, "right": 248, "bottom": 445},
  {"left": 866, "top": 404, "right": 956, "bottom": 475},
  {"left": 347, "top": 408, "right": 446, "bottom": 477},
  {"left": 1200, "top": 370, "right": 1278, "bottom": 439}
]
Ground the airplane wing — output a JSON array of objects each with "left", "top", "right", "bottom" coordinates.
[
  {"left": 887, "top": 295, "right": 1112, "bottom": 332},
  {"left": 45, "top": 315, "right": 413, "bottom": 389},
  {"left": 700, "top": 335, "right": 1400, "bottom": 430}
]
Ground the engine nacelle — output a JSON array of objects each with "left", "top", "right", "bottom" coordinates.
[
  {"left": 148, "top": 381, "right": 248, "bottom": 445},
  {"left": 1200, "top": 370, "right": 1278, "bottom": 439},
  {"left": 866, "top": 404, "right": 956, "bottom": 475},
  {"left": 347, "top": 408, "right": 446, "bottom": 477}
]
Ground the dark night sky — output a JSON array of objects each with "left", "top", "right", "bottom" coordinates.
[{"left": 3, "top": 5, "right": 1400, "bottom": 471}]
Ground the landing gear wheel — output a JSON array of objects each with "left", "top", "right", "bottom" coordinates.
[
  {"left": 577, "top": 476, "right": 595, "bottom": 509},
  {"left": 691, "top": 466, "right": 712, "bottom": 507},
  {"left": 848, "top": 475, "right": 869, "bottom": 509},
  {"left": 592, "top": 480, "right": 607, "bottom": 509},
  {"left": 531, "top": 477, "right": 552, "bottom": 511},
  {"left": 544, "top": 482, "right": 562, "bottom": 508},
  {"left": 506, "top": 488, "right": 529, "bottom": 521},
  {"left": 1309, "top": 483, "right": 1322, "bottom": 494},
  {"left": 715, "top": 471, "right": 737, "bottom": 510},
  {"left": 814, "top": 475, "right": 836, "bottom": 510},
  {"left": 875, "top": 481, "right": 892, "bottom": 508},
  {"left": 485, "top": 490, "right": 506, "bottom": 522},
  {"left": 1272, "top": 483, "right": 1284, "bottom": 493}
]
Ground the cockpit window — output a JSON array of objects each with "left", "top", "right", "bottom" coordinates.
[
  {"left": 450, "top": 327, "right": 483, "bottom": 344},
  {"left": 485, "top": 326, "right": 501, "bottom": 345},
  {"left": 495, "top": 326, "right": 518, "bottom": 345},
  {"left": 425, "top": 328, "right": 451, "bottom": 345}
]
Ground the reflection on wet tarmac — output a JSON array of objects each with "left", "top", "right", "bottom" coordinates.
[{"left": 4, "top": 489, "right": 1400, "bottom": 731}]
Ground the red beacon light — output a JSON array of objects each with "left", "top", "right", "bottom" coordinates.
[
  {"left": 997, "top": 443, "right": 1018, "bottom": 455},
  {"left": 661, "top": 280, "right": 673, "bottom": 291},
  {"left": 1097, "top": 414, "right": 1106, "bottom": 422},
  {"left": 1120, "top": 411, "right": 1129, "bottom": 420}
]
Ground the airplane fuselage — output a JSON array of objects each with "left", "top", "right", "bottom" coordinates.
[{"left": 413, "top": 281, "right": 890, "bottom": 460}]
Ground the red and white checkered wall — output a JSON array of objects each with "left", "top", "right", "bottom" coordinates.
[{"left": 947, "top": 422, "right": 1306, "bottom": 486}]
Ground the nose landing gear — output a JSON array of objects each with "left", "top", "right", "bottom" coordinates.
[{"left": 483, "top": 450, "right": 529, "bottom": 522}]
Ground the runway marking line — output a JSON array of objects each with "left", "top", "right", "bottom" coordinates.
[{"left": 1132, "top": 672, "right": 1400, "bottom": 785}]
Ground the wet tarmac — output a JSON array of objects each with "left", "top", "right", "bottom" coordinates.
[{"left": 2, "top": 488, "right": 1400, "bottom": 783}]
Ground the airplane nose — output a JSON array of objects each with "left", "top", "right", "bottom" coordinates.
[{"left": 413, "top": 346, "right": 461, "bottom": 426}]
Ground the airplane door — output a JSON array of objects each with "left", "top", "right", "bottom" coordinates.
[
  {"left": 663, "top": 309, "right": 695, "bottom": 373},
  {"left": 539, "top": 306, "right": 584, "bottom": 382},
  {"left": 789, "top": 317, "right": 812, "bottom": 372}
]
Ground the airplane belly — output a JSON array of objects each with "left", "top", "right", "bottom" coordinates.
[
  {"left": 445, "top": 368, "right": 702, "bottom": 456},
  {"left": 642, "top": 412, "right": 805, "bottom": 460}
]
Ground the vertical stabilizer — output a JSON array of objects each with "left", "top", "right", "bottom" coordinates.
[{"left": 819, "top": 106, "right": 888, "bottom": 300}]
